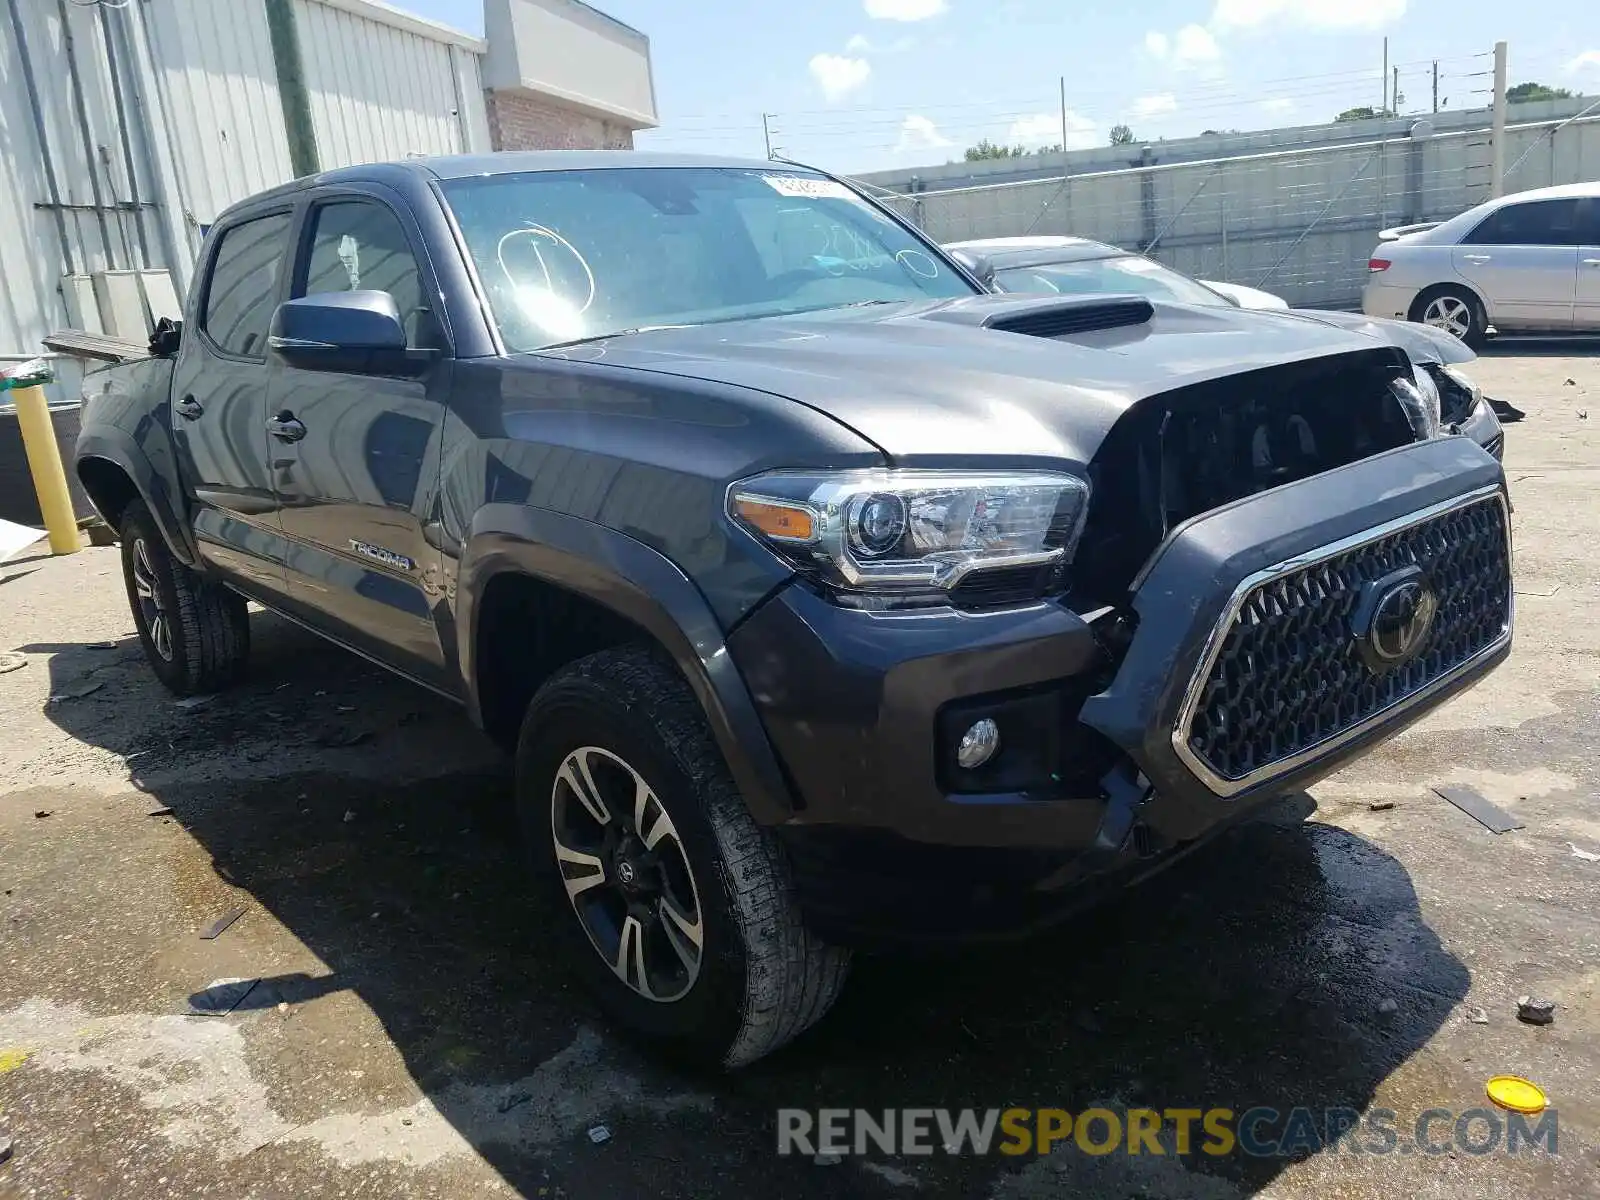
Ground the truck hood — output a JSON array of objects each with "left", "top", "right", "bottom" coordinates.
[
  {"left": 537, "top": 296, "right": 1404, "bottom": 465},
  {"left": 1275, "top": 307, "right": 1474, "bottom": 365}
]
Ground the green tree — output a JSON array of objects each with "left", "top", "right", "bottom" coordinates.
[
  {"left": 1335, "top": 106, "right": 1395, "bottom": 122},
  {"left": 1507, "top": 82, "right": 1575, "bottom": 103},
  {"left": 964, "top": 138, "right": 1027, "bottom": 161},
  {"left": 1109, "top": 124, "right": 1136, "bottom": 146}
]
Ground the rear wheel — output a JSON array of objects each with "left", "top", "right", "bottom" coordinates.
[
  {"left": 1410, "top": 285, "right": 1487, "bottom": 347},
  {"left": 516, "top": 646, "right": 849, "bottom": 1069},
  {"left": 119, "top": 500, "right": 249, "bottom": 695}
]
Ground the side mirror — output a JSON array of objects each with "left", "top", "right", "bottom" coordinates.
[
  {"left": 268, "top": 291, "right": 434, "bottom": 376},
  {"left": 947, "top": 249, "right": 998, "bottom": 291}
]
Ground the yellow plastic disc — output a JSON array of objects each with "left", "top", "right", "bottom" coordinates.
[{"left": 1486, "top": 1075, "right": 1548, "bottom": 1114}]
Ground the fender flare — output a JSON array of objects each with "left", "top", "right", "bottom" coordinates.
[
  {"left": 456, "top": 503, "right": 796, "bottom": 826},
  {"left": 74, "top": 429, "right": 202, "bottom": 568}
]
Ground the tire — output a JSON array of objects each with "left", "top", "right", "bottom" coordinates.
[
  {"left": 119, "top": 500, "right": 250, "bottom": 695},
  {"left": 516, "top": 645, "right": 850, "bottom": 1069},
  {"left": 1409, "top": 284, "right": 1488, "bottom": 348}
]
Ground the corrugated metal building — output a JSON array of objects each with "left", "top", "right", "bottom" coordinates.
[{"left": 0, "top": 0, "right": 656, "bottom": 403}]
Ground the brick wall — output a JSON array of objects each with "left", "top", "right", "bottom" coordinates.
[{"left": 485, "top": 90, "right": 635, "bottom": 152}]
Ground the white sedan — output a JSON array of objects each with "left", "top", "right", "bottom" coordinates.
[{"left": 1362, "top": 181, "right": 1600, "bottom": 345}]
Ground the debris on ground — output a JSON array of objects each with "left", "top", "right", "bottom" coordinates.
[
  {"left": 1368, "top": 800, "right": 1397, "bottom": 811},
  {"left": 48, "top": 680, "right": 103, "bottom": 703},
  {"left": 188, "top": 977, "right": 260, "bottom": 1016},
  {"left": 1433, "top": 785, "right": 1523, "bottom": 834},
  {"left": 0, "top": 1134, "right": 12, "bottom": 1165},
  {"left": 1580, "top": 410, "right": 1590, "bottom": 420},
  {"left": 587, "top": 1125, "right": 612, "bottom": 1145},
  {"left": 1516, "top": 996, "right": 1555, "bottom": 1026},
  {"left": 86, "top": 640, "right": 116, "bottom": 649},
  {"left": 813, "top": 1152, "right": 842, "bottom": 1166},
  {"left": 343, "top": 809, "right": 357, "bottom": 823},
  {"left": 1486, "top": 1075, "right": 1548, "bottom": 1114},
  {"left": 0, "top": 652, "right": 25, "bottom": 674},
  {"left": 33, "top": 810, "right": 50, "bottom": 819},
  {"left": 1563, "top": 377, "right": 1577, "bottom": 386},
  {"left": 174, "top": 694, "right": 215, "bottom": 710},
  {"left": 145, "top": 805, "right": 173, "bottom": 817},
  {"left": 1466, "top": 1006, "right": 1490, "bottom": 1024},
  {"left": 1376, "top": 998, "right": 1399, "bottom": 1016},
  {"left": 1569, "top": 843, "right": 1600, "bottom": 863},
  {"left": 316, "top": 728, "right": 373, "bottom": 749},
  {"left": 198, "top": 905, "right": 247, "bottom": 940}
]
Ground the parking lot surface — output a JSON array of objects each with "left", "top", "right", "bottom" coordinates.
[{"left": 2, "top": 347, "right": 1597, "bottom": 1199}]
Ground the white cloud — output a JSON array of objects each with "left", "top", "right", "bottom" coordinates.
[
  {"left": 1132, "top": 93, "right": 1179, "bottom": 119},
  {"left": 845, "top": 33, "right": 872, "bottom": 53},
  {"left": 1007, "top": 111, "right": 1098, "bottom": 151},
  {"left": 1147, "top": 23, "right": 1221, "bottom": 68},
  {"left": 809, "top": 53, "right": 871, "bottom": 102},
  {"left": 1566, "top": 50, "right": 1600, "bottom": 74},
  {"left": 895, "top": 114, "right": 953, "bottom": 153},
  {"left": 1212, "top": 0, "right": 1405, "bottom": 31},
  {"left": 1172, "top": 24, "right": 1221, "bottom": 65},
  {"left": 864, "top": 0, "right": 947, "bottom": 20},
  {"left": 1260, "top": 96, "right": 1299, "bottom": 115}
]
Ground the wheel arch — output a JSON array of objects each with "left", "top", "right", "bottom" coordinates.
[
  {"left": 74, "top": 433, "right": 201, "bottom": 567},
  {"left": 458, "top": 503, "right": 796, "bottom": 826}
]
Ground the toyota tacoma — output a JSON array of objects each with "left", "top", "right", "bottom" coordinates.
[{"left": 74, "top": 153, "right": 1514, "bottom": 1068}]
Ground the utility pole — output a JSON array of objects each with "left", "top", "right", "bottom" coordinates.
[
  {"left": 1432, "top": 61, "right": 1439, "bottom": 114},
  {"left": 1490, "top": 40, "right": 1508, "bottom": 197},
  {"left": 1382, "top": 36, "right": 1389, "bottom": 113},
  {"left": 762, "top": 113, "right": 774, "bottom": 159},
  {"left": 1059, "top": 76, "right": 1068, "bottom": 157},
  {"left": 1393, "top": 66, "right": 1402, "bottom": 113}
]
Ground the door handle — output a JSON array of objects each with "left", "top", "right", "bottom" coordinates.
[
  {"left": 1461, "top": 254, "right": 1491, "bottom": 264},
  {"left": 1584, "top": 258, "right": 1600, "bottom": 267},
  {"left": 175, "top": 395, "right": 203, "bottom": 419},
  {"left": 267, "top": 412, "right": 307, "bottom": 443}
]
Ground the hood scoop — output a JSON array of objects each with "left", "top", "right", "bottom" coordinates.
[{"left": 922, "top": 294, "right": 1155, "bottom": 340}]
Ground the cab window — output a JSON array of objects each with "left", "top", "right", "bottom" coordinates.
[
  {"left": 202, "top": 211, "right": 292, "bottom": 358},
  {"left": 297, "top": 200, "right": 429, "bottom": 346}
]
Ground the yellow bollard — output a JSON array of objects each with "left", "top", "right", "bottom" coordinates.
[{"left": 11, "top": 383, "right": 82, "bottom": 555}]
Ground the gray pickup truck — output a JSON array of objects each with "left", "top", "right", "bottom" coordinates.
[{"left": 74, "top": 152, "right": 1513, "bottom": 1069}]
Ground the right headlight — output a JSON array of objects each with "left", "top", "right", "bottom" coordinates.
[{"left": 728, "top": 468, "right": 1091, "bottom": 596}]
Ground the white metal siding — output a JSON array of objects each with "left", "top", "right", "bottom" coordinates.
[
  {"left": 142, "top": 0, "right": 295, "bottom": 229},
  {"left": 297, "top": 0, "right": 473, "bottom": 166}
]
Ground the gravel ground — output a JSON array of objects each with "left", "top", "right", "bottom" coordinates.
[{"left": 1, "top": 345, "right": 1597, "bottom": 1199}]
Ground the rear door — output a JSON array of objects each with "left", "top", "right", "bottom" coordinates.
[
  {"left": 169, "top": 208, "right": 295, "bottom": 593},
  {"left": 265, "top": 190, "right": 452, "bottom": 685},
  {"left": 1575, "top": 197, "right": 1600, "bottom": 331},
  {"left": 1454, "top": 198, "right": 1580, "bottom": 330}
]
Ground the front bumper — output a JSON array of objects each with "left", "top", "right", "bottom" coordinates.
[{"left": 728, "top": 436, "right": 1511, "bottom": 945}]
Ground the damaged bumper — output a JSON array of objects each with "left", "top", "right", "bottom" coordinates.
[{"left": 730, "top": 436, "right": 1511, "bottom": 946}]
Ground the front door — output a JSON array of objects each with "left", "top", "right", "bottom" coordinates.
[
  {"left": 1574, "top": 198, "right": 1600, "bottom": 331},
  {"left": 169, "top": 208, "right": 295, "bottom": 594},
  {"left": 266, "top": 193, "right": 451, "bottom": 685},
  {"left": 1453, "top": 197, "right": 1580, "bottom": 331}
]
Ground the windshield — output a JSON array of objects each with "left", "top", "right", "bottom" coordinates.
[
  {"left": 994, "top": 255, "right": 1228, "bottom": 307},
  {"left": 440, "top": 167, "right": 975, "bottom": 350}
]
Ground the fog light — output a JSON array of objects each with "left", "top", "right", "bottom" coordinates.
[{"left": 956, "top": 718, "right": 1001, "bottom": 769}]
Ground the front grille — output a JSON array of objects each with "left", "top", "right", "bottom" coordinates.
[{"left": 1180, "top": 492, "right": 1511, "bottom": 790}]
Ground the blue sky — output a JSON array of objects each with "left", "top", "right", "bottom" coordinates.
[{"left": 403, "top": 0, "right": 1597, "bottom": 173}]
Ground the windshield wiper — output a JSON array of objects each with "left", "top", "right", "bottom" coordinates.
[{"left": 536, "top": 324, "right": 684, "bottom": 351}]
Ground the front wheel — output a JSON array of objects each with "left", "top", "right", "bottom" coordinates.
[
  {"left": 119, "top": 500, "right": 250, "bottom": 695},
  {"left": 1411, "top": 285, "right": 1487, "bottom": 347},
  {"left": 516, "top": 646, "right": 849, "bottom": 1069}
]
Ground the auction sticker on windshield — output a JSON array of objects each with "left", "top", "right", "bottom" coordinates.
[{"left": 761, "top": 175, "right": 855, "bottom": 200}]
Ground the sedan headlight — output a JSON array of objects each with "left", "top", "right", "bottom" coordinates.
[
  {"left": 1392, "top": 365, "right": 1443, "bottom": 441},
  {"left": 729, "top": 469, "right": 1090, "bottom": 595}
]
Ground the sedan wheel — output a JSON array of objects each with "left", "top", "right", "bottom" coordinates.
[
  {"left": 551, "top": 744, "right": 704, "bottom": 1003},
  {"left": 1419, "top": 293, "right": 1477, "bottom": 341}
]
